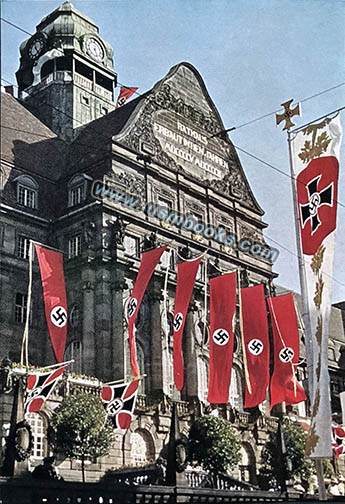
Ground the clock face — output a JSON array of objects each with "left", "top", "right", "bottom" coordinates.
[
  {"left": 28, "top": 36, "right": 45, "bottom": 60},
  {"left": 86, "top": 38, "right": 104, "bottom": 62}
]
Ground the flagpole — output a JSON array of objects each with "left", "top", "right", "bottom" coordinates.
[
  {"left": 237, "top": 270, "right": 252, "bottom": 395},
  {"left": 31, "top": 240, "right": 65, "bottom": 254},
  {"left": 38, "top": 360, "right": 74, "bottom": 371},
  {"left": 20, "top": 240, "right": 34, "bottom": 367},
  {"left": 287, "top": 129, "right": 327, "bottom": 502},
  {"left": 104, "top": 374, "right": 147, "bottom": 386}
]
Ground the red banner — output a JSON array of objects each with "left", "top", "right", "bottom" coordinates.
[
  {"left": 297, "top": 156, "right": 338, "bottom": 256},
  {"left": 241, "top": 284, "right": 269, "bottom": 408},
  {"left": 173, "top": 258, "right": 201, "bottom": 391},
  {"left": 268, "top": 294, "right": 306, "bottom": 409},
  {"left": 101, "top": 380, "right": 139, "bottom": 430},
  {"left": 207, "top": 272, "right": 236, "bottom": 404},
  {"left": 25, "top": 365, "right": 66, "bottom": 414},
  {"left": 115, "top": 86, "right": 138, "bottom": 109},
  {"left": 35, "top": 245, "right": 67, "bottom": 363},
  {"left": 128, "top": 245, "right": 167, "bottom": 378}
]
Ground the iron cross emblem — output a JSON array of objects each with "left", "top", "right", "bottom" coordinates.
[
  {"left": 300, "top": 176, "right": 334, "bottom": 234},
  {"left": 276, "top": 99, "right": 301, "bottom": 130}
]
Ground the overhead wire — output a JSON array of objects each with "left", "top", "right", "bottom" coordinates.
[{"left": 2, "top": 17, "right": 345, "bottom": 291}]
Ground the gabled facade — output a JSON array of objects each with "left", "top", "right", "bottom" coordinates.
[{"left": 1, "top": 0, "right": 344, "bottom": 484}]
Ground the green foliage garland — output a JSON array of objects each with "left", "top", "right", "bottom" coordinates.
[{"left": 188, "top": 415, "right": 242, "bottom": 477}]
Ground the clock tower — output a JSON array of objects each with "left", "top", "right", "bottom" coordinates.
[{"left": 15, "top": 1, "right": 117, "bottom": 142}]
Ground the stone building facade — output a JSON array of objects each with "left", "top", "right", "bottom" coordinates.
[{"left": 1, "top": 1, "right": 345, "bottom": 483}]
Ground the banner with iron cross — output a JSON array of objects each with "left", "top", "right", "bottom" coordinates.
[
  {"left": 101, "top": 380, "right": 139, "bottom": 430},
  {"left": 290, "top": 114, "right": 342, "bottom": 458}
]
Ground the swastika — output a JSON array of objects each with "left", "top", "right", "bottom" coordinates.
[
  {"left": 212, "top": 328, "right": 230, "bottom": 346},
  {"left": 128, "top": 298, "right": 138, "bottom": 318},
  {"left": 279, "top": 347, "right": 294, "bottom": 363},
  {"left": 106, "top": 398, "right": 124, "bottom": 416},
  {"left": 174, "top": 313, "right": 184, "bottom": 332},
  {"left": 118, "top": 97, "right": 126, "bottom": 107},
  {"left": 248, "top": 339, "right": 264, "bottom": 355},
  {"left": 50, "top": 306, "right": 67, "bottom": 327},
  {"left": 26, "top": 386, "right": 42, "bottom": 401}
]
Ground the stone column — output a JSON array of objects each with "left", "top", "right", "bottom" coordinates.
[
  {"left": 182, "top": 301, "right": 198, "bottom": 400},
  {"left": 149, "top": 280, "right": 164, "bottom": 398},
  {"left": 111, "top": 272, "right": 127, "bottom": 381},
  {"left": 81, "top": 275, "right": 96, "bottom": 377},
  {"left": 95, "top": 267, "right": 112, "bottom": 382}
]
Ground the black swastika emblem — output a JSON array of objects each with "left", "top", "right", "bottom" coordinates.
[
  {"left": 118, "top": 97, "right": 126, "bottom": 107},
  {"left": 128, "top": 298, "right": 138, "bottom": 318},
  {"left": 248, "top": 339, "right": 264, "bottom": 356},
  {"left": 300, "top": 176, "right": 333, "bottom": 235},
  {"left": 106, "top": 398, "right": 124, "bottom": 417},
  {"left": 27, "top": 387, "right": 42, "bottom": 401},
  {"left": 174, "top": 313, "right": 184, "bottom": 332},
  {"left": 212, "top": 328, "right": 230, "bottom": 346},
  {"left": 279, "top": 347, "right": 294, "bottom": 363},
  {"left": 50, "top": 306, "right": 67, "bottom": 327}
]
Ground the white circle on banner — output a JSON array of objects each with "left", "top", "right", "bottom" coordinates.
[
  {"left": 50, "top": 306, "right": 67, "bottom": 327},
  {"left": 212, "top": 328, "right": 230, "bottom": 346},
  {"left": 173, "top": 312, "right": 184, "bottom": 332},
  {"left": 128, "top": 298, "right": 138, "bottom": 318},
  {"left": 279, "top": 347, "right": 294, "bottom": 363},
  {"left": 248, "top": 339, "right": 264, "bottom": 355}
]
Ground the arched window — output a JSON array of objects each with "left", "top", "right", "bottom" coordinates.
[
  {"left": 130, "top": 430, "right": 155, "bottom": 464},
  {"left": 26, "top": 413, "right": 46, "bottom": 460},
  {"left": 238, "top": 444, "right": 256, "bottom": 484},
  {"left": 64, "top": 340, "right": 82, "bottom": 374},
  {"left": 68, "top": 174, "right": 90, "bottom": 207},
  {"left": 197, "top": 356, "right": 208, "bottom": 402},
  {"left": 229, "top": 367, "right": 242, "bottom": 411},
  {"left": 14, "top": 175, "right": 38, "bottom": 209}
]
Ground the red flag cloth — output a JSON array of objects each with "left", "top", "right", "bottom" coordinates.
[
  {"left": 207, "top": 272, "right": 237, "bottom": 404},
  {"left": 241, "top": 284, "right": 269, "bottom": 408},
  {"left": 297, "top": 156, "right": 338, "bottom": 256},
  {"left": 101, "top": 380, "right": 139, "bottom": 430},
  {"left": 128, "top": 245, "right": 167, "bottom": 378},
  {"left": 115, "top": 86, "right": 138, "bottom": 109},
  {"left": 268, "top": 294, "right": 307, "bottom": 409},
  {"left": 25, "top": 365, "right": 66, "bottom": 414},
  {"left": 173, "top": 258, "right": 201, "bottom": 391},
  {"left": 34, "top": 245, "right": 67, "bottom": 363}
]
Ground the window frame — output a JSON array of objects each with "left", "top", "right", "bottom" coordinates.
[{"left": 68, "top": 234, "right": 82, "bottom": 258}]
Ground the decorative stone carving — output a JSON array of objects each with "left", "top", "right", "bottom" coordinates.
[
  {"left": 239, "top": 223, "right": 265, "bottom": 245},
  {"left": 108, "top": 171, "right": 146, "bottom": 202},
  {"left": 84, "top": 221, "right": 96, "bottom": 249},
  {"left": 209, "top": 164, "right": 257, "bottom": 210},
  {"left": 82, "top": 280, "right": 95, "bottom": 292},
  {"left": 142, "top": 232, "right": 157, "bottom": 252},
  {"left": 106, "top": 215, "right": 127, "bottom": 249}
]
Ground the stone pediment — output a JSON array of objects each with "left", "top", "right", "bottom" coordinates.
[{"left": 116, "top": 62, "right": 263, "bottom": 214}]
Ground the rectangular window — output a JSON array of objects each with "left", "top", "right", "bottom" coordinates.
[
  {"left": 18, "top": 186, "right": 36, "bottom": 208},
  {"left": 70, "top": 185, "right": 83, "bottom": 206},
  {"left": 27, "top": 413, "right": 45, "bottom": 459},
  {"left": 16, "top": 236, "right": 31, "bottom": 259},
  {"left": 158, "top": 197, "right": 173, "bottom": 211},
  {"left": 15, "top": 293, "right": 28, "bottom": 323},
  {"left": 81, "top": 95, "right": 90, "bottom": 106},
  {"left": 68, "top": 235, "right": 82, "bottom": 258},
  {"left": 124, "top": 235, "right": 140, "bottom": 258}
]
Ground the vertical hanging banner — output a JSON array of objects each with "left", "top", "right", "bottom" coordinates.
[
  {"left": 101, "top": 380, "right": 139, "bottom": 430},
  {"left": 173, "top": 257, "right": 201, "bottom": 391},
  {"left": 241, "top": 284, "right": 269, "bottom": 408},
  {"left": 268, "top": 293, "right": 306, "bottom": 410},
  {"left": 207, "top": 272, "right": 236, "bottom": 404},
  {"left": 291, "top": 114, "right": 342, "bottom": 457},
  {"left": 25, "top": 365, "right": 66, "bottom": 414},
  {"left": 128, "top": 245, "right": 167, "bottom": 378},
  {"left": 35, "top": 245, "right": 68, "bottom": 363}
]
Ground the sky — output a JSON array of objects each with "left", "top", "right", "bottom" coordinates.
[{"left": 1, "top": 0, "right": 345, "bottom": 301}]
